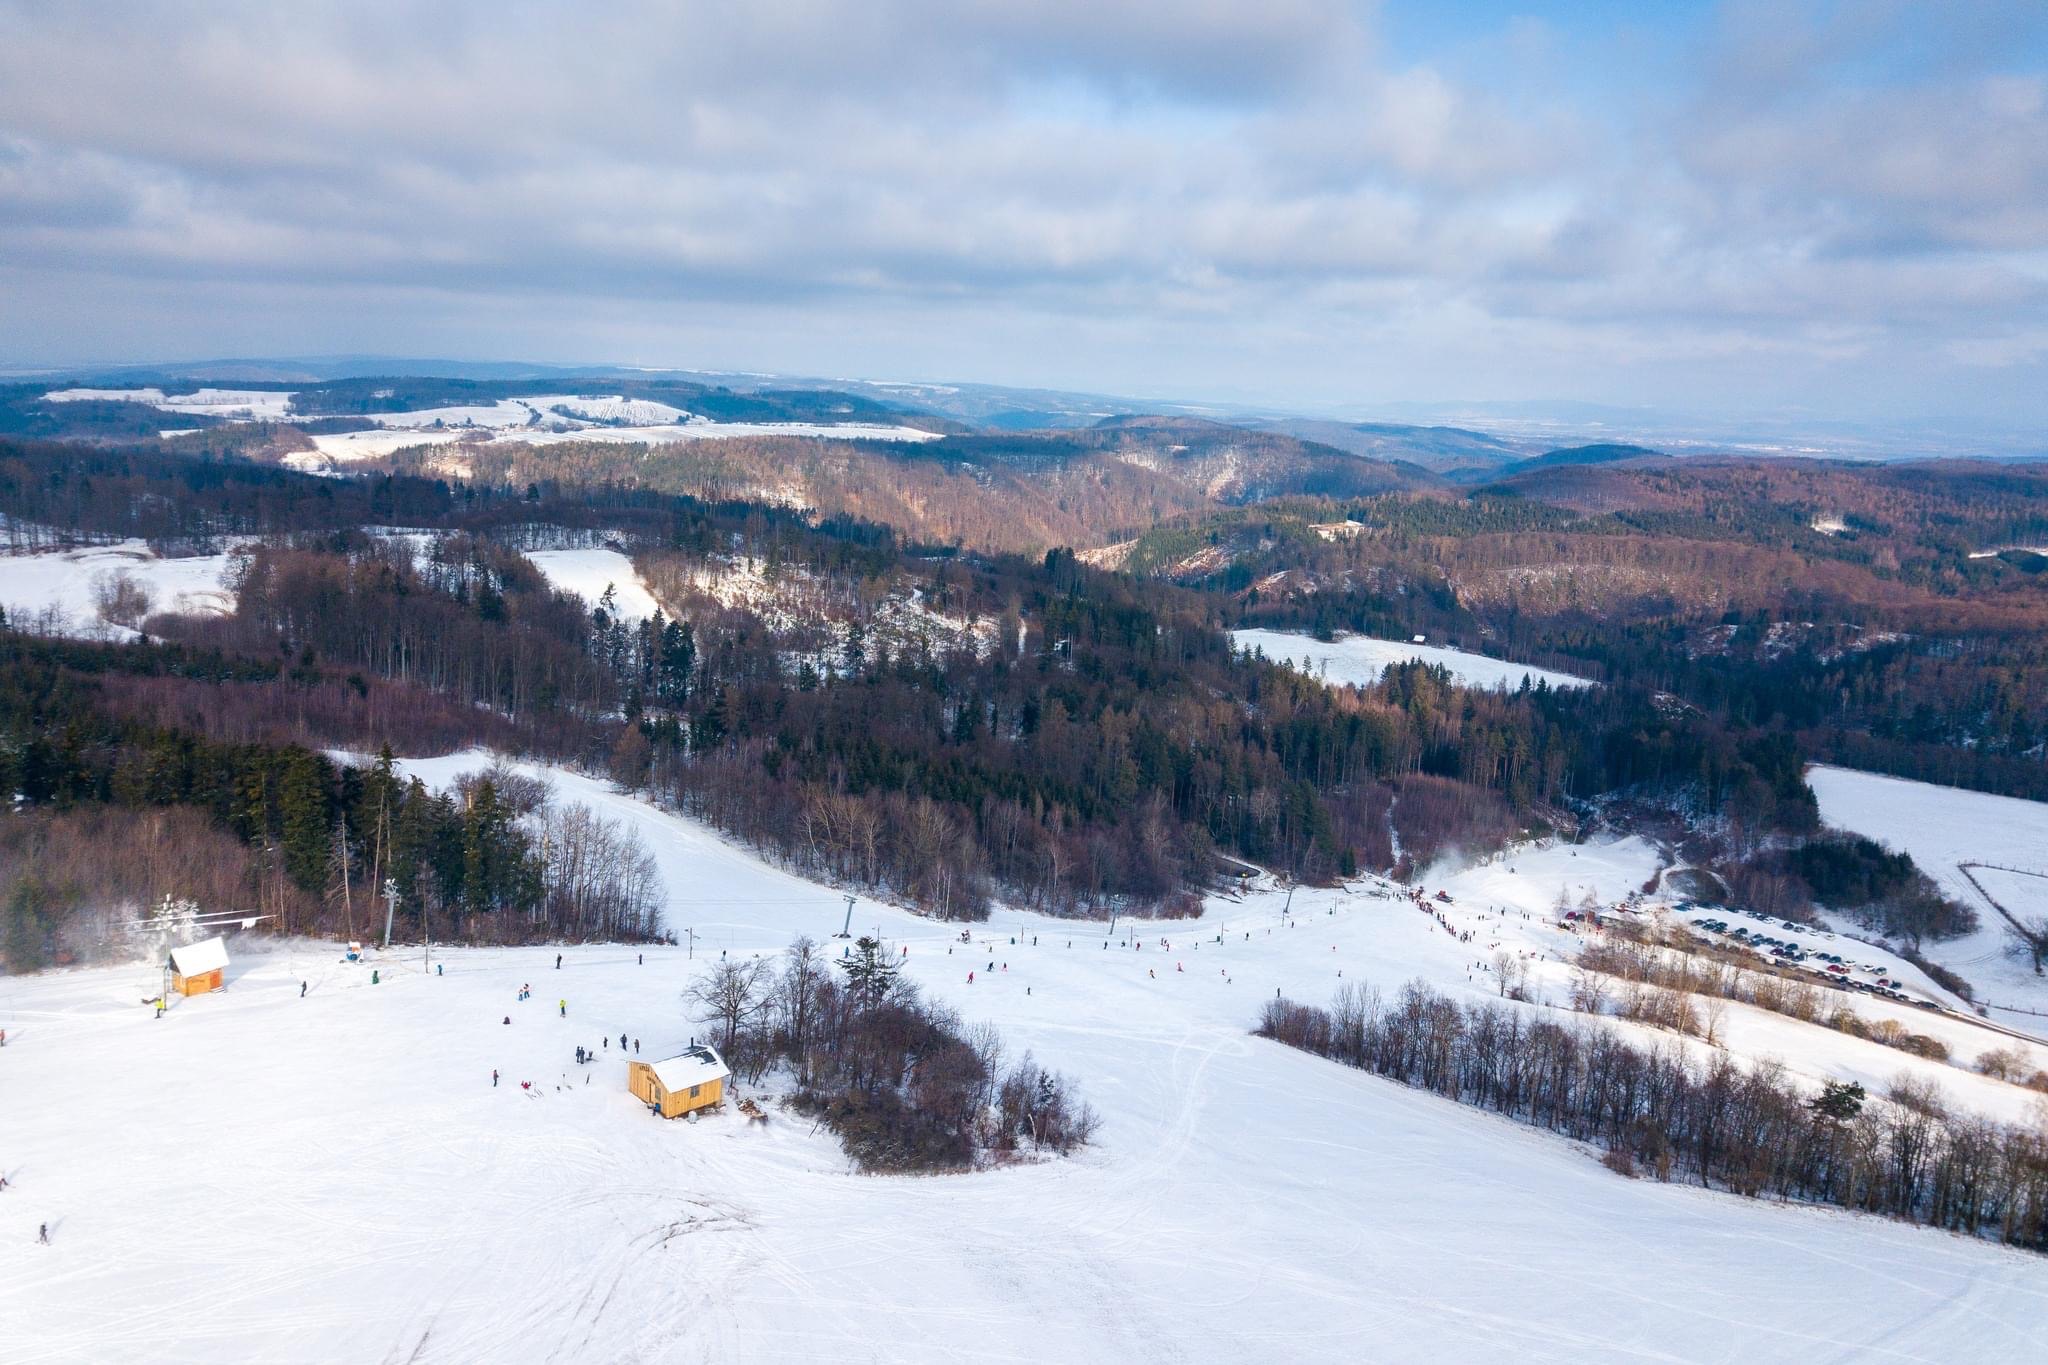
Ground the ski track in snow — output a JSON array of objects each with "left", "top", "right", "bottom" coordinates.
[{"left": 2, "top": 757, "right": 2046, "bottom": 1363}]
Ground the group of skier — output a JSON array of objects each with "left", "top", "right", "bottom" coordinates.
[{"left": 573, "top": 1035, "right": 641, "bottom": 1065}]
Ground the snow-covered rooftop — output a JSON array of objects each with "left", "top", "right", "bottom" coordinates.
[
  {"left": 169, "top": 936, "right": 230, "bottom": 976},
  {"left": 645, "top": 1045, "right": 729, "bottom": 1092}
]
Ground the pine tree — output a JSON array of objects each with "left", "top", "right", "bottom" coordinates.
[
  {"left": 3, "top": 878, "right": 50, "bottom": 972},
  {"left": 1808, "top": 1079, "right": 1866, "bottom": 1124},
  {"left": 837, "top": 934, "right": 900, "bottom": 1007},
  {"left": 658, "top": 619, "right": 694, "bottom": 704},
  {"left": 279, "top": 753, "right": 330, "bottom": 893}
]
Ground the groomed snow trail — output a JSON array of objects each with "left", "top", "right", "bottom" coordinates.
[{"left": 3, "top": 759, "right": 2044, "bottom": 1364}]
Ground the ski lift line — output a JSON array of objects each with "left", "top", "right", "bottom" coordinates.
[{"left": 109, "top": 912, "right": 273, "bottom": 932}]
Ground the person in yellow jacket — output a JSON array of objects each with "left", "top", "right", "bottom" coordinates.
[{"left": 558, "top": 998, "right": 566, "bottom": 1017}]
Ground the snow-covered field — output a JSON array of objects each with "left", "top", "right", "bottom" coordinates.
[
  {"left": 5, "top": 756, "right": 2044, "bottom": 1364},
  {"left": 373, "top": 394, "right": 697, "bottom": 430},
  {"left": 1234, "top": 628, "right": 1593, "bottom": 692},
  {"left": 1809, "top": 765, "right": 2048, "bottom": 1030},
  {"left": 526, "top": 548, "right": 664, "bottom": 623},
  {"left": 36, "top": 387, "right": 940, "bottom": 471},
  {"left": 0, "top": 540, "right": 242, "bottom": 637},
  {"left": 289, "top": 417, "right": 940, "bottom": 472},
  {"left": 43, "top": 387, "right": 296, "bottom": 419}
]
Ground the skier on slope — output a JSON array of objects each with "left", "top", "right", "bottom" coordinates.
[{"left": 559, "top": 999, "right": 566, "bottom": 1017}]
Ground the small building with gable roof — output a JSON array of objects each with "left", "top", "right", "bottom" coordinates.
[
  {"left": 627, "top": 1044, "right": 730, "bottom": 1119},
  {"left": 168, "top": 936, "right": 229, "bottom": 996}
]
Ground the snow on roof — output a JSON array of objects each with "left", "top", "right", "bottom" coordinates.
[
  {"left": 645, "top": 1045, "right": 729, "bottom": 1092},
  {"left": 169, "top": 936, "right": 229, "bottom": 976}
]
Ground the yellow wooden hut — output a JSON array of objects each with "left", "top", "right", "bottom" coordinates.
[
  {"left": 628, "top": 1045, "right": 730, "bottom": 1119},
  {"left": 168, "top": 936, "right": 230, "bottom": 996}
]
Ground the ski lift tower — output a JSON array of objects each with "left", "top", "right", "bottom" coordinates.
[{"left": 834, "top": 893, "right": 856, "bottom": 939}]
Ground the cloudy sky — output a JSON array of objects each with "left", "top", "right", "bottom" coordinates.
[{"left": 1, "top": 0, "right": 2044, "bottom": 427}]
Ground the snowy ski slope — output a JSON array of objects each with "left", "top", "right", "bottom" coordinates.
[
  {"left": 1233, "top": 628, "right": 1592, "bottom": 692},
  {"left": 4, "top": 756, "right": 2045, "bottom": 1364}
]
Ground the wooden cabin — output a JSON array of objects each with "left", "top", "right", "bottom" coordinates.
[
  {"left": 169, "top": 936, "right": 230, "bottom": 995},
  {"left": 628, "top": 1045, "right": 730, "bottom": 1119}
]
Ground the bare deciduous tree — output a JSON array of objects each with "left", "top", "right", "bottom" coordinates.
[
  {"left": 92, "top": 569, "right": 154, "bottom": 629},
  {"left": 686, "top": 956, "right": 772, "bottom": 1055}
]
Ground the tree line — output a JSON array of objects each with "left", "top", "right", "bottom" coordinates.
[
  {"left": 1259, "top": 979, "right": 2048, "bottom": 1253},
  {"left": 0, "top": 632, "right": 661, "bottom": 968}
]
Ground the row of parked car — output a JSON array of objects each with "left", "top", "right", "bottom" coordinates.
[{"left": 1681, "top": 908, "right": 1933, "bottom": 1008}]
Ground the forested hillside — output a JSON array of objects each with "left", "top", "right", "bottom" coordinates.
[
  {"left": 378, "top": 415, "right": 1431, "bottom": 554},
  {"left": 1101, "top": 465, "right": 2048, "bottom": 803},
  {"left": 3, "top": 432, "right": 1852, "bottom": 965}
]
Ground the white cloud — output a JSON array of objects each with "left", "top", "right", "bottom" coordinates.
[{"left": 0, "top": 0, "right": 2040, "bottom": 424}]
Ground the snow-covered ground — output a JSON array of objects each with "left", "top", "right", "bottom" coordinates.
[
  {"left": 1234, "top": 628, "right": 1593, "bottom": 692},
  {"left": 5, "top": 756, "right": 2044, "bottom": 1364},
  {"left": 35, "top": 387, "right": 939, "bottom": 471},
  {"left": 1808, "top": 765, "right": 2048, "bottom": 1031},
  {"left": 0, "top": 540, "right": 242, "bottom": 638},
  {"left": 374, "top": 394, "right": 697, "bottom": 430},
  {"left": 289, "top": 417, "right": 940, "bottom": 473},
  {"left": 526, "top": 548, "right": 664, "bottom": 623},
  {"left": 43, "top": 387, "right": 296, "bottom": 419},
  {"left": 645, "top": 554, "right": 999, "bottom": 664}
]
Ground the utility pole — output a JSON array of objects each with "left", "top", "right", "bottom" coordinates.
[
  {"left": 686, "top": 926, "right": 696, "bottom": 960},
  {"left": 835, "top": 893, "right": 855, "bottom": 939}
]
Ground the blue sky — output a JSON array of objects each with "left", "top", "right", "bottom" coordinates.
[{"left": 0, "top": 1, "right": 2043, "bottom": 434}]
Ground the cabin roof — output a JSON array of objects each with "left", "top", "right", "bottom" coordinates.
[
  {"left": 169, "top": 936, "right": 229, "bottom": 976},
  {"left": 645, "top": 1045, "right": 729, "bottom": 1092}
]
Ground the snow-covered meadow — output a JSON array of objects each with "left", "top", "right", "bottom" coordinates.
[
  {"left": 1233, "top": 627, "right": 1593, "bottom": 692},
  {"left": 1808, "top": 765, "right": 2048, "bottom": 1027},
  {"left": 44, "top": 387, "right": 297, "bottom": 419},
  {"left": 35, "top": 386, "right": 942, "bottom": 474},
  {"left": 4, "top": 755, "right": 2044, "bottom": 1364},
  {"left": 0, "top": 539, "right": 242, "bottom": 638},
  {"left": 525, "top": 548, "right": 664, "bottom": 623}
]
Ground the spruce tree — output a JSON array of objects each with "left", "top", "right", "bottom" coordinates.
[
  {"left": 837, "top": 934, "right": 900, "bottom": 1007},
  {"left": 279, "top": 753, "right": 330, "bottom": 893}
]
